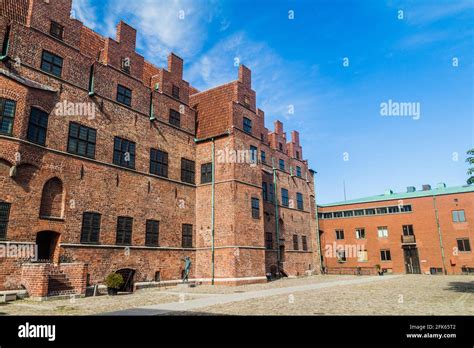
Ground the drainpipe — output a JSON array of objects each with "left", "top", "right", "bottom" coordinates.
[
  {"left": 433, "top": 194, "right": 447, "bottom": 274},
  {"left": 311, "top": 169, "right": 323, "bottom": 274},
  {"left": 194, "top": 132, "right": 229, "bottom": 285},
  {"left": 211, "top": 138, "right": 215, "bottom": 285},
  {"left": 149, "top": 91, "right": 155, "bottom": 121},
  {"left": 272, "top": 158, "right": 281, "bottom": 275}
]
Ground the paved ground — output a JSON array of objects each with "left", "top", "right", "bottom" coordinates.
[{"left": 0, "top": 275, "right": 472, "bottom": 315}]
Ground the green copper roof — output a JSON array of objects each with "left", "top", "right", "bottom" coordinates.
[{"left": 319, "top": 184, "right": 474, "bottom": 207}]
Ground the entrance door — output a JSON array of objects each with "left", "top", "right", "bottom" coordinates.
[
  {"left": 116, "top": 268, "right": 135, "bottom": 292},
  {"left": 35, "top": 231, "right": 60, "bottom": 262},
  {"left": 403, "top": 246, "right": 421, "bottom": 274}
]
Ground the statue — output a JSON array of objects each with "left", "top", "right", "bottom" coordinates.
[{"left": 182, "top": 256, "right": 191, "bottom": 283}]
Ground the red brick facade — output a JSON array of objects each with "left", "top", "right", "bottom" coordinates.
[
  {"left": 318, "top": 186, "right": 473, "bottom": 275},
  {"left": 0, "top": 0, "right": 318, "bottom": 294}
]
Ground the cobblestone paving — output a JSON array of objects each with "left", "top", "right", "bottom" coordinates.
[
  {"left": 181, "top": 275, "right": 473, "bottom": 316},
  {"left": 1, "top": 275, "right": 471, "bottom": 315},
  {"left": 0, "top": 288, "right": 199, "bottom": 316}
]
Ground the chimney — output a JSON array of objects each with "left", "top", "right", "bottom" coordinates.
[
  {"left": 274, "top": 120, "right": 283, "bottom": 134},
  {"left": 407, "top": 186, "right": 416, "bottom": 193},
  {"left": 422, "top": 184, "right": 431, "bottom": 191},
  {"left": 116, "top": 21, "right": 137, "bottom": 50},
  {"left": 291, "top": 131, "right": 300, "bottom": 144},
  {"left": 167, "top": 53, "right": 183, "bottom": 78},
  {"left": 238, "top": 65, "right": 251, "bottom": 87}
]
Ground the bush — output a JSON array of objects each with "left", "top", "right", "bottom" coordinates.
[{"left": 105, "top": 273, "right": 124, "bottom": 289}]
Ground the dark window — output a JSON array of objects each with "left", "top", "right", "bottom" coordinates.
[
  {"left": 355, "top": 228, "right": 365, "bottom": 239},
  {"left": 116, "top": 217, "right": 133, "bottom": 245},
  {"left": 293, "top": 235, "right": 299, "bottom": 250},
  {"left": 302, "top": 236, "right": 308, "bottom": 251},
  {"left": 181, "top": 158, "right": 195, "bottom": 184},
  {"left": 201, "top": 162, "right": 212, "bottom": 184},
  {"left": 376, "top": 207, "right": 387, "bottom": 214},
  {"left": 67, "top": 122, "right": 96, "bottom": 159},
  {"left": 336, "top": 229, "right": 344, "bottom": 240},
  {"left": 49, "top": 21, "right": 64, "bottom": 40},
  {"left": 402, "top": 225, "right": 414, "bottom": 236},
  {"left": 169, "top": 109, "right": 181, "bottom": 127},
  {"left": 265, "top": 232, "right": 273, "bottom": 250},
  {"left": 0, "top": 98, "right": 16, "bottom": 134},
  {"left": 121, "top": 57, "right": 131, "bottom": 74},
  {"left": 154, "top": 271, "right": 161, "bottom": 282},
  {"left": 268, "top": 184, "right": 275, "bottom": 203},
  {"left": 400, "top": 205, "right": 412, "bottom": 212},
  {"left": 296, "top": 166, "right": 302, "bottom": 177},
  {"left": 113, "top": 137, "right": 136, "bottom": 169},
  {"left": 261, "top": 150, "right": 266, "bottom": 164},
  {"left": 281, "top": 188, "right": 289, "bottom": 207},
  {"left": 380, "top": 249, "right": 391, "bottom": 261},
  {"left": 250, "top": 145, "right": 257, "bottom": 163},
  {"left": 0, "top": 202, "right": 11, "bottom": 240},
  {"left": 172, "top": 85, "right": 180, "bottom": 99},
  {"left": 365, "top": 208, "right": 376, "bottom": 215},
  {"left": 343, "top": 211, "right": 354, "bottom": 217},
  {"left": 296, "top": 192, "right": 304, "bottom": 210},
  {"left": 182, "top": 224, "right": 193, "bottom": 248},
  {"left": 243, "top": 117, "right": 252, "bottom": 133},
  {"left": 116, "top": 85, "right": 132, "bottom": 106},
  {"left": 262, "top": 182, "right": 268, "bottom": 201},
  {"left": 388, "top": 206, "right": 400, "bottom": 213},
  {"left": 41, "top": 50, "right": 63, "bottom": 77},
  {"left": 323, "top": 212, "right": 333, "bottom": 219},
  {"left": 279, "top": 159, "right": 285, "bottom": 171},
  {"left": 354, "top": 209, "right": 365, "bottom": 216},
  {"left": 452, "top": 210, "right": 466, "bottom": 223},
  {"left": 150, "top": 148, "right": 168, "bottom": 178},
  {"left": 334, "top": 212, "right": 343, "bottom": 218},
  {"left": 251, "top": 197, "right": 260, "bottom": 218},
  {"left": 296, "top": 151, "right": 300, "bottom": 159},
  {"left": 80, "top": 212, "right": 101, "bottom": 244},
  {"left": 279, "top": 143, "right": 283, "bottom": 151},
  {"left": 457, "top": 238, "right": 471, "bottom": 252},
  {"left": 27, "top": 108, "right": 49, "bottom": 145},
  {"left": 337, "top": 250, "right": 346, "bottom": 262},
  {"left": 145, "top": 220, "right": 159, "bottom": 247}
]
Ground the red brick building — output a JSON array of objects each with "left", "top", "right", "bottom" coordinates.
[
  {"left": 0, "top": 0, "right": 318, "bottom": 296},
  {"left": 318, "top": 184, "right": 473, "bottom": 275}
]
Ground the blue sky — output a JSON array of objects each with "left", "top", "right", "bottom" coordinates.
[{"left": 72, "top": 0, "right": 473, "bottom": 203}]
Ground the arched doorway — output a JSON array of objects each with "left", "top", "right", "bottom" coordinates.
[
  {"left": 35, "top": 231, "right": 60, "bottom": 262},
  {"left": 115, "top": 268, "right": 135, "bottom": 292}
]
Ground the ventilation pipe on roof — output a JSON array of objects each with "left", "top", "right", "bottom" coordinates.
[
  {"left": 384, "top": 189, "right": 393, "bottom": 195},
  {"left": 437, "top": 183, "right": 446, "bottom": 189},
  {"left": 422, "top": 184, "right": 432, "bottom": 191},
  {"left": 407, "top": 186, "right": 416, "bottom": 193}
]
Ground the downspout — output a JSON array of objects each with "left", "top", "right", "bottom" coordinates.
[
  {"left": 272, "top": 158, "right": 281, "bottom": 275},
  {"left": 211, "top": 138, "right": 215, "bottom": 285},
  {"left": 312, "top": 170, "right": 323, "bottom": 274},
  {"left": 88, "top": 64, "right": 95, "bottom": 97},
  {"left": 433, "top": 194, "right": 447, "bottom": 274},
  {"left": 194, "top": 132, "right": 228, "bottom": 285}
]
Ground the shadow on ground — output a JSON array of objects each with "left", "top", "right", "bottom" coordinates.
[{"left": 446, "top": 281, "right": 474, "bottom": 293}]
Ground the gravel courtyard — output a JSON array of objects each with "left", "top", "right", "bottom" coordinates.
[{"left": 0, "top": 275, "right": 472, "bottom": 315}]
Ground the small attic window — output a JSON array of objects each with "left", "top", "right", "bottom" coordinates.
[
  {"left": 50, "top": 21, "right": 64, "bottom": 40},
  {"left": 121, "top": 57, "right": 131, "bottom": 74},
  {"left": 172, "top": 85, "right": 180, "bottom": 99}
]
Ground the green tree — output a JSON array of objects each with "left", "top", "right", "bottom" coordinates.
[{"left": 467, "top": 149, "right": 474, "bottom": 185}]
